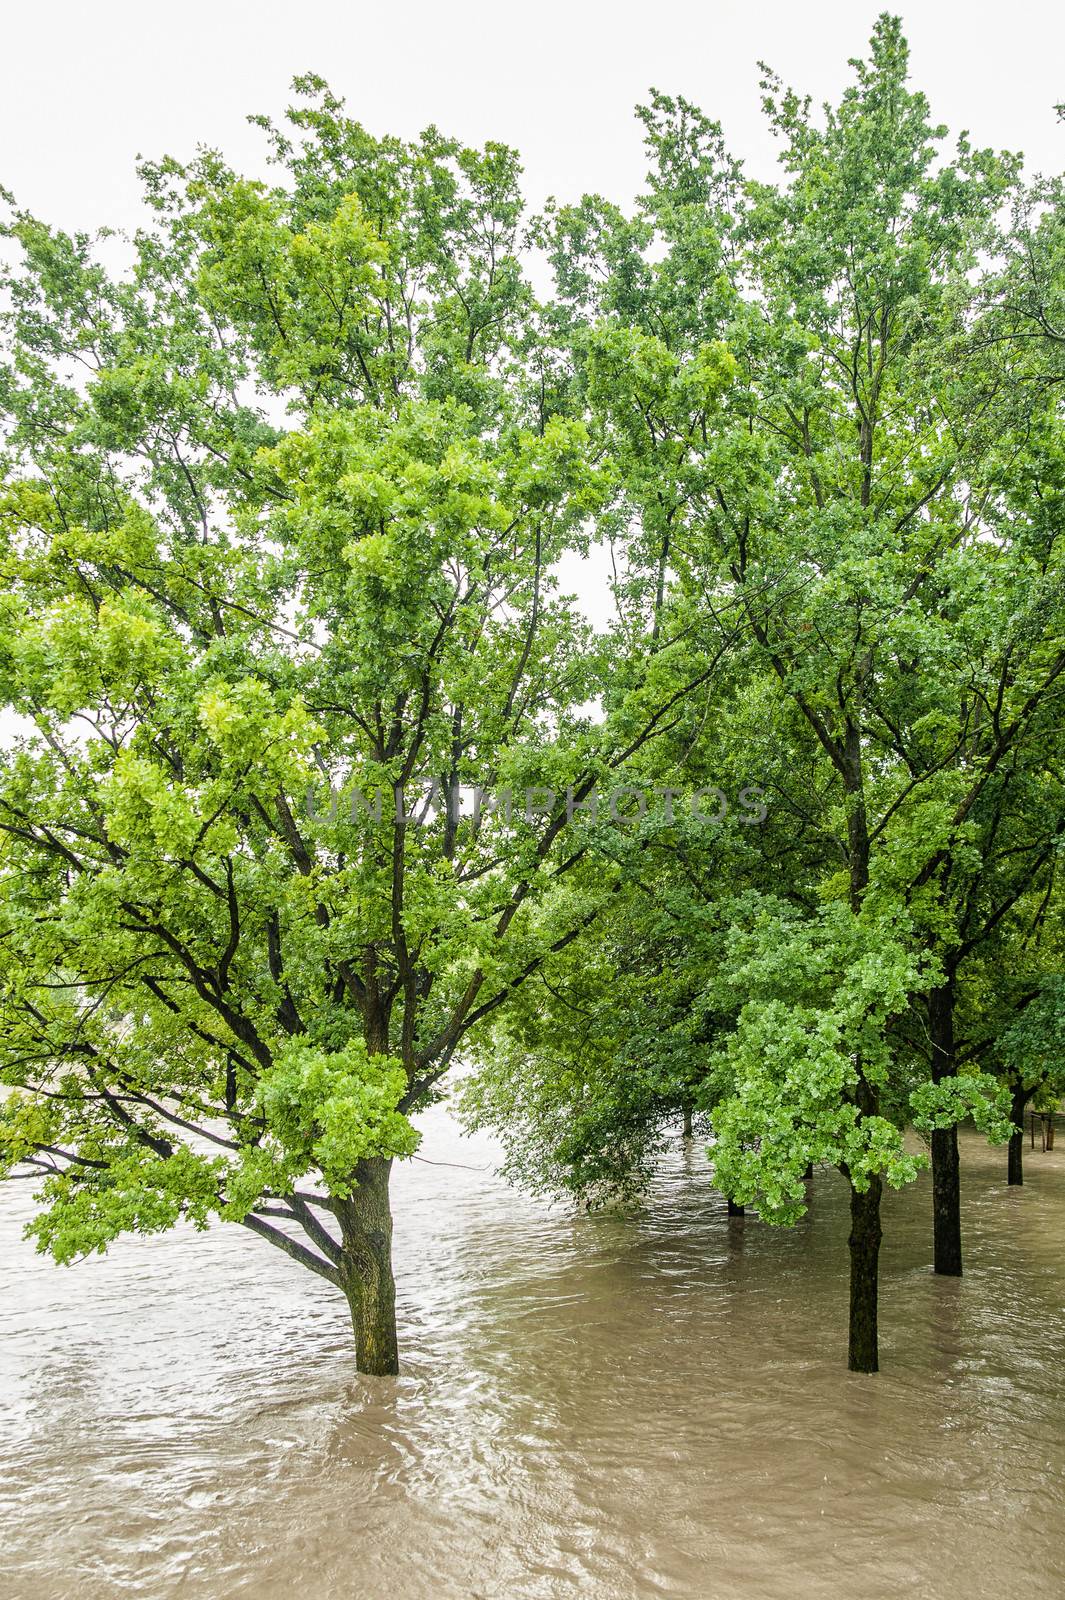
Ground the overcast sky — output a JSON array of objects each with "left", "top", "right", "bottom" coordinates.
[{"left": 1, "top": 1, "right": 1061, "bottom": 234}]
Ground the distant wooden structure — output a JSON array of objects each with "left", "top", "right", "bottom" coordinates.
[{"left": 1028, "top": 1110, "right": 1058, "bottom": 1153}]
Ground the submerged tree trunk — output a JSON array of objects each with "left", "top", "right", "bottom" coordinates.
[
  {"left": 337, "top": 1156, "right": 399, "bottom": 1375},
  {"left": 931, "top": 1124, "right": 962, "bottom": 1274},
  {"left": 848, "top": 1174, "right": 882, "bottom": 1373},
  {"left": 929, "top": 980, "right": 962, "bottom": 1277},
  {"left": 1008, "top": 1082, "right": 1029, "bottom": 1186}
]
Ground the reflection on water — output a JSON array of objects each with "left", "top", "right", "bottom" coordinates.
[{"left": 2, "top": 1112, "right": 1063, "bottom": 1599}]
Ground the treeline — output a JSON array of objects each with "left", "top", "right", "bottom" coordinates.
[{"left": 1, "top": 15, "right": 1063, "bottom": 1377}]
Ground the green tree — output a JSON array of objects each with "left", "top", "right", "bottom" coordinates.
[
  {"left": 471, "top": 16, "right": 1064, "bottom": 1372},
  {"left": 0, "top": 84, "right": 670, "bottom": 1373}
]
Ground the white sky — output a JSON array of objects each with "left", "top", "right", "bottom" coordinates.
[{"left": 1, "top": 1, "right": 1061, "bottom": 233}]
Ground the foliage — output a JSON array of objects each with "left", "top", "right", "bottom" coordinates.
[
  {"left": 0, "top": 84, "right": 655, "bottom": 1302},
  {"left": 467, "top": 15, "right": 1063, "bottom": 1240}
]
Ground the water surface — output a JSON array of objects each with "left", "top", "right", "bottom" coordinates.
[{"left": 2, "top": 1114, "right": 1063, "bottom": 1598}]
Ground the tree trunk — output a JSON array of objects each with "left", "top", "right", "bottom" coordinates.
[
  {"left": 930, "top": 1125, "right": 962, "bottom": 1275},
  {"left": 838, "top": 733, "right": 882, "bottom": 1372},
  {"left": 848, "top": 1174, "right": 882, "bottom": 1373},
  {"left": 727, "top": 1196, "right": 744, "bottom": 1217},
  {"left": 682, "top": 1105, "right": 693, "bottom": 1139},
  {"left": 1008, "top": 1082, "right": 1029, "bottom": 1186},
  {"left": 929, "top": 980, "right": 962, "bottom": 1277},
  {"left": 338, "top": 1156, "right": 399, "bottom": 1375}
]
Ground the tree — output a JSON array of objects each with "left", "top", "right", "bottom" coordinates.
[
  {"left": 956, "top": 917, "right": 1065, "bottom": 1189},
  {"left": 463, "top": 797, "right": 764, "bottom": 1210},
  {"left": 470, "top": 16, "right": 1057, "bottom": 1372},
  {"left": 0, "top": 83, "right": 665, "bottom": 1374},
  {"left": 491, "top": 16, "right": 1063, "bottom": 1370},
  {"left": 463, "top": 634, "right": 816, "bottom": 1209}
]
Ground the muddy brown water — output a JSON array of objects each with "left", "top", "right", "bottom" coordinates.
[{"left": 1, "top": 1112, "right": 1063, "bottom": 1599}]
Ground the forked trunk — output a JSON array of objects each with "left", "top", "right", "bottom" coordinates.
[
  {"left": 338, "top": 1156, "right": 399, "bottom": 1376},
  {"left": 848, "top": 1174, "right": 882, "bottom": 1373}
]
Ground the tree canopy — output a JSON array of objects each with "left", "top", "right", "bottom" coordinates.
[{"left": 2, "top": 15, "right": 1064, "bottom": 1377}]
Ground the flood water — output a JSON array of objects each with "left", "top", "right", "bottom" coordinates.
[{"left": 2, "top": 1109, "right": 1063, "bottom": 1599}]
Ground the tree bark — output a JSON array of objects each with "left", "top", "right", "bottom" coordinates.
[
  {"left": 929, "top": 980, "right": 962, "bottom": 1276},
  {"left": 682, "top": 1105, "right": 693, "bottom": 1139},
  {"left": 930, "top": 1124, "right": 962, "bottom": 1275},
  {"left": 848, "top": 1174, "right": 882, "bottom": 1373},
  {"left": 839, "top": 731, "right": 884, "bottom": 1371},
  {"left": 1008, "top": 1082, "right": 1029, "bottom": 1186},
  {"left": 337, "top": 1156, "right": 399, "bottom": 1375}
]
